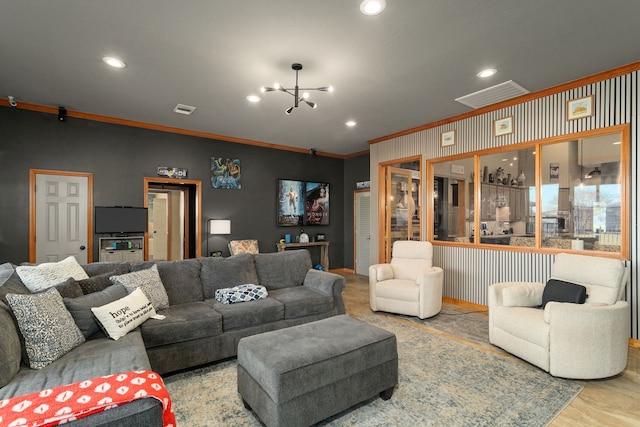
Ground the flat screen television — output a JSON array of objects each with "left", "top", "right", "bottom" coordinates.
[{"left": 95, "top": 206, "right": 148, "bottom": 234}]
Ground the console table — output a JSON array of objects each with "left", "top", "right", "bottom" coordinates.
[{"left": 276, "top": 241, "right": 330, "bottom": 271}]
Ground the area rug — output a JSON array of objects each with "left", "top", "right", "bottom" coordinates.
[
  {"left": 398, "top": 309, "right": 490, "bottom": 345},
  {"left": 163, "top": 314, "right": 582, "bottom": 426}
]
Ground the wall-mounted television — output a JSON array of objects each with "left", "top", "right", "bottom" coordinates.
[{"left": 95, "top": 206, "right": 148, "bottom": 234}]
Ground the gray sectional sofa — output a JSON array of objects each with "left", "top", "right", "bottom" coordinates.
[{"left": 0, "top": 249, "right": 346, "bottom": 426}]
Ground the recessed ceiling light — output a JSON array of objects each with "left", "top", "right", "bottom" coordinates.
[
  {"left": 103, "top": 57, "right": 126, "bottom": 69},
  {"left": 360, "top": 0, "right": 386, "bottom": 15},
  {"left": 477, "top": 68, "right": 497, "bottom": 78},
  {"left": 613, "top": 141, "right": 621, "bottom": 145},
  {"left": 246, "top": 95, "right": 261, "bottom": 103},
  {"left": 346, "top": 120, "right": 357, "bottom": 127}
]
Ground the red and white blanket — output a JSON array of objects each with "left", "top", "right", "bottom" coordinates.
[{"left": 0, "top": 370, "right": 175, "bottom": 427}]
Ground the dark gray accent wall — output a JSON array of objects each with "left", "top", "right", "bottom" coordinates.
[
  {"left": 0, "top": 107, "right": 350, "bottom": 268},
  {"left": 343, "top": 154, "right": 370, "bottom": 270}
]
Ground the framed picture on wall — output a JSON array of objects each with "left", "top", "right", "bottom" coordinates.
[
  {"left": 566, "top": 95, "right": 593, "bottom": 120},
  {"left": 304, "top": 182, "right": 330, "bottom": 225},
  {"left": 441, "top": 130, "right": 456, "bottom": 147},
  {"left": 277, "top": 179, "right": 304, "bottom": 226},
  {"left": 493, "top": 116, "right": 513, "bottom": 137},
  {"left": 211, "top": 157, "right": 241, "bottom": 189}
]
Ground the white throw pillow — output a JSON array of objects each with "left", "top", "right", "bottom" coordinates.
[
  {"left": 16, "top": 256, "right": 89, "bottom": 292},
  {"left": 109, "top": 264, "right": 169, "bottom": 310},
  {"left": 91, "top": 288, "right": 156, "bottom": 340},
  {"left": 502, "top": 282, "right": 544, "bottom": 307}
]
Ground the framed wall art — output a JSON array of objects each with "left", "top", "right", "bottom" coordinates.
[
  {"left": 277, "top": 179, "right": 304, "bottom": 226},
  {"left": 441, "top": 130, "right": 456, "bottom": 147},
  {"left": 211, "top": 157, "right": 241, "bottom": 189},
  {"left": 566, "top": 95, "right": 593, "bottom": 120},
  {"left": 493, "top": 116, "right": 513, "bottom": 137},
  {"left": 304, "top": 182, "right": 330, "bottom": 225}
]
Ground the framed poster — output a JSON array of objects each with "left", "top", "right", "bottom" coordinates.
[
  {"left": 211, "top": 157, "right": 241, "bottom": 189},
  {"left": 277, "top": 179, "right": 304, "bottom": 226},
  {"left": 304, "top": 182, "right": 330, "bottom": 225}
]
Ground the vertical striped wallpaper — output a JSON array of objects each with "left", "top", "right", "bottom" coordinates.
[{"left": 370, "top": 70, "right": 639, "bottom": 339}]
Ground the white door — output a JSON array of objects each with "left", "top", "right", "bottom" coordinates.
[
  {"left": 149, "top": 193, "right": 169, "bottom": 261},
  {"left": 355, "top": 190, "right": 371, "bottom": 275},
  {"left": 35, "top": 173, "right": 89, "bottom": 263}
]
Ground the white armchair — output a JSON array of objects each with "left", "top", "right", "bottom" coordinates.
[
  {"left": 489, "top": 253, "right": 630, "bottom": 379},
  {"left": 369, "top": 240, "right": 443, "bottom": 319}
]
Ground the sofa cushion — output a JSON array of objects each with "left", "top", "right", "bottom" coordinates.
[
  {"left": 0, "top": 302, "right": 21, "bottom": 388},
  {"left": 200, "top": 254, "right": 259, "bottom": 299},
  {"left": 254, "top": 250, "right": 312, "bottom": 290},
  {"left": 492, "top": 306, "right": 549, "bottom": 348},
  {"left": 132, "top": 259, "right": 203, "bottom": 305},
  {"left": 269, "top": 287, "right": 334, "bottom": 319},
  {"left": 0, "top": 330, "right": 151, "bottom": 400},
  {"left": 140, "top": 301, "right": 223, "bottom": 348},
  {"left": 110, "top": 264, "right": 169, "bottom": 310},
  {"left": 64, "top": 284, "right": 129, "bottom": 338},
  {"left": 0, "top": 266, "right": 30, "bottom": 306},
  {"left": 206, "top": 297, "right": 284, "bottom": 331},
  {"left": 16, "top": 255, "right": 89, "bottom": 292},
  {"left": 6, "top": 288, "right": 85, "bottom": 369},
  {"left": 91, "top": 288, "right": 156, "bottom": 341}
]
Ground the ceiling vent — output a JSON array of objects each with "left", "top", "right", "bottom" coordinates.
[
  {"left": 455, "top": 80, "right": 530, "bottom": 109},
  {"left": 173, "top": 104, "right": 196, "bottom": 115}
]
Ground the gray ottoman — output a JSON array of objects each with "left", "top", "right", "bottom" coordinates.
[{"left": 237, "top": 315, "right": 398, "bottom": 427}]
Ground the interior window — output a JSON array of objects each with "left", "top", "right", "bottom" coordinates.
[
  {"left": 540, "top": 135, "right": 622, "bottom": 252},
  {"left": 429, "top": 128, "right": 625, "bottom": 255}
]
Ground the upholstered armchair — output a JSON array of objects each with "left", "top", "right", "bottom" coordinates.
[
  {"left": 369, "top": 240, "right": 443, "bottom": 319},
  {"left": 228, "top": 239, "right": 259, "bottom": 256},
  {"left": 489, "top": 253, "right": 630, "bottom": 379}
]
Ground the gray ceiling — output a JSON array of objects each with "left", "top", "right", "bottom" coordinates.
[{"left": 2, "top": 1, "right": 639, "bottom": 156}]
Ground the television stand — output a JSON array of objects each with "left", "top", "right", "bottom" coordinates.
[{"left": 99, "top": 236, "right": 144, "bottom": 262}]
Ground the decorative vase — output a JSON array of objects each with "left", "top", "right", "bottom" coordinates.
[{"left": 518, "top": 171, "right": 526, "bottom": 186}]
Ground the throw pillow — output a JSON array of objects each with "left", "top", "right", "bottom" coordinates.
[
  {"left": 77, "top": 270, "right": 124, "bottom": 294},
  {"left": 91, "top": 288, "right": 156, "bottom": 340},
  {"left": 502, "top": 282, "right": 544, "bottom": 307},
  {"left": 53, "top": 277, "right": 84, "bottom": 299},
  {"left": 110, "top": 265, "right": 169, "bottom": 310},
  {"left": 541, "top": 279, "right": 588, "bottom": 308},
  {"left": 0, "top": 301, "right": 21, "bottom": 388},
  {"left": 16, "top": 256, "right": 89, "bottom": 293},
  {"left": 6, "top": 288, "right": 85, "bottom": 369},
  {"left": 64, "top": 284, "right": 128, "bottom": 338}
]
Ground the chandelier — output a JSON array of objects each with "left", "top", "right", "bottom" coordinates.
[{"left": 261, "top": 63, "right": 333, "bottom": 115}]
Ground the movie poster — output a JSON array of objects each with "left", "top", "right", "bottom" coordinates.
[
  {"left": 305, "top": 182, "right": 329, "bottom": 225},
  {"left": 278, "top": 179, "right": 304, "bottom": 226}
]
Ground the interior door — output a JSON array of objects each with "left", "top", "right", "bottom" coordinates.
[
  {"left": 384, "top": 166, "right": 420, "bottom": 262},
  {"left": 355, "top": 190, "right": 371, "bottom": 275},
  {"left": 148, "top": 192, "right": 169, "bottom": 261},
  {"left": 32, "top": 170, "right": 92, "bottom": 263}
]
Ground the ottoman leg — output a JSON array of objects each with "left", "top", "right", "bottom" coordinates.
[{"left": 379, "top": 386, "right": 395, "bottom": 401}]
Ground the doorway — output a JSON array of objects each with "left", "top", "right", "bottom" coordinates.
[
  {"left": 378, "top": 158, "right": 422, "bottom": 263},
  {"left": 144, "top": 177, "right": 202, "bottom": 260},
  {"left": 30, "top": 169, "right": 93, "bottom": 264}
]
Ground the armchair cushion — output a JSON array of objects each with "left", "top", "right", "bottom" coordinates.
[
  {"left": 502, "top": 282, "right": 543, "bottom": 307},
  {"left": 541, "top": 279, "right": 587, "bottom": 308}
]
